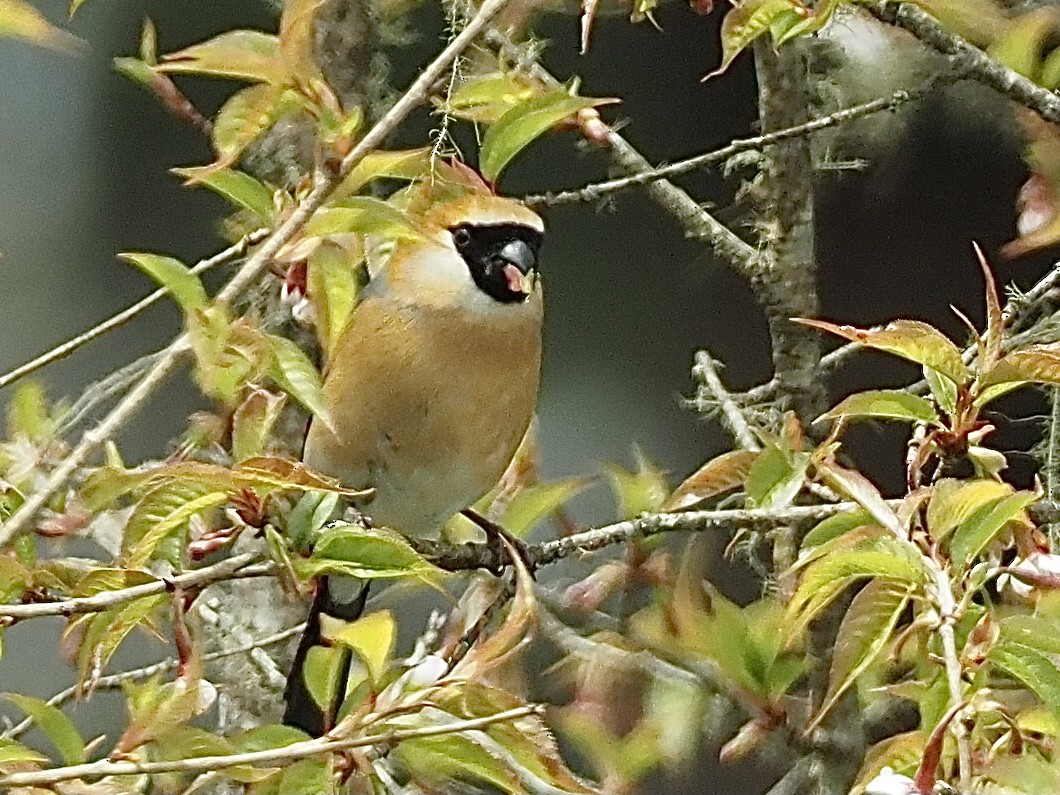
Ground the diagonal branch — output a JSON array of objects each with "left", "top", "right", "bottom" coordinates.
[
  {"left": 0, "top": 0, "right": 515, "bottom": 548},
  {"left": 863, "top": 1, "right": 1060, "bottom": 125}
]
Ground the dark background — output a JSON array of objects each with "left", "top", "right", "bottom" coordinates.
[{"left": 0, "top": 1, "right": 1050, "bottom": 792}]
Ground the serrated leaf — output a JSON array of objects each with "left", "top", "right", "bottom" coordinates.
[
  {"left": 797, "top": 318, "right": 969, "bottom": 385},
  {"left": 306, "top": 242, "right": 360, "bottom": 356},
  {"left": 300, "top": 523, "right": 439, "bottom": 579},
  {"left": 211, "top": 83, "right": 302, "bottom": 166},
  {"left": 948, "top": 491, "right": 1036, "bottom": 567},
  {"left": 809, "top": 580, "right": 911, "bottom": 732},
  {"left": 394, "top": 731, "right": 523, "bottom": 793},
  {"left": 479, "top": 90, "right": 615, "bottom": 182},
  {"left": 820, "top": 390, "right": 938, "bottom": 425},
  {"left": 232, "top": 388, "right": 286, "bottom": 461},
  {"left": 156, "top": 30, "right": 284, "bottom": 83},
  {"left": 663, "top": 449, "right": 758, "bottom": 511},
  {"left": 745, "top": 442, "right": 809, "bottom": 509},
  {"left": 499, "top": 476, "right": 591, "bottom": 537},
  {"left": 927, "top": 478, "right": 1013, "bottom": 541},
  {"left": 266, "top": 334, "right": 334, "bottom": 430},
  {"left": 172, "top": 166, "right": 275, "bottom": 221},
  {"left": 992, "top": 640, "right": 1060, "bottom": 721},
  {"left": 1, "top": 694, "right": 85, "bottom": 765},
  {"left": 708, "top": 0, "right": 805, "bottom": 77},
  {"left": 981, "top": 343, "right": 1060, "bottom": 387},
  {"left": 119, "top": 252, "right": 207, "bottom": 312},
  {"left": 0, "top": 0, "right": 82, "bottom": 51},
  {"left": 121, "top": 480, "right": 221, "bottom": 565},
  {"left": 321, "top": 609, "right": 395, "bottom": 684}
]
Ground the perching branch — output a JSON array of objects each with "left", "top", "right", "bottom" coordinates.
[
  {"left": 523, "top": 77, "right": 958, "bottom": 209},
  {"left": 0, "top": 704, "right": 540, "bottom": 788},
  {"left": 0, "top": 230, "right": 268, "bottom": 393},
  {"left": 863, "top": 1, "right": 1060, "bottom": 126},
  {"left": 0, "top": 0, "right": 515, "bottom": 547}
]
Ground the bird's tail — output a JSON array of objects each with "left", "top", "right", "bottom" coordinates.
[{"left": 282, "top": 576, "right": 369, "bottom": 736}]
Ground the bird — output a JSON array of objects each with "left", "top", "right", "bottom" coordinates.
[{"left": 282, "top": 190, "right": 545, "bottom": 736}]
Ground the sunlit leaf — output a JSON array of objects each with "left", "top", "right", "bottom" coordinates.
[
  {"left": 278, "top": 0, "right": 327, "bottom": 86},
  {"left": 302, "top": 645, "right": 345, "bottom": 715},
  {"left": 306, "top": 242, "right": 360, "bottom": 356},
  {"left": 299, "top": 523, "right": 439, "bottom": 580},
  {"left": 948, "top": 490, "right": 1036, "bottom": 567},
  {"left": 499, "top": 476, "right": 591, "bottom": 537},
  {"left": 708, "top": 0, "right": 806, "bottom": 77},
  {"left": 926, "top": 478, "right": 1013, "bottom": 541},
  {"left": 119, "top": 252, "right": 207, "bottom": 312},
  {"left": 0, "top": 694, "right": 85, "bottom": 765},
  {"left": 0, "top": 737, "right": 48, "bottom": 768},
  {"left": 0, "top": 0, "right": 82, "bottom": 50},
  {"left": 156, "top": 30, "right": 284, "bottom": 83},
  {"left": 266, "top": 334, "right": 334, "bottom": 430},
  {"left": 800, "top": 509, "right": 876, "bottom": 555},
  {"left": 809, "top": 580, "right": 911, "bottom": 732},
  {"left": 987, "top": 7, "right": 1060, "bottom": 79},
  {"left": 745, "top": 442, "right": 808, "bottom": 509},
  {"left": 441, "top": 71, "right": 547, "bottom": 124},
  {"left": 820, "top": 390, "right": 938, "bottom": 425},
  {"left": 304, "top": 197, "right": 422, "bottom": 241},
  {"left": 479, "top": 90, "right": 616, "bottom": 182},
  {"left": 172, "top": 166, "right": 275, "bottom": 221},
  {"left": 663, "top": 449, "right": 758, "bottom": 511},
  {"left": 337, "top": 147, "right": 432, "bottom": 196},
  {"left": 797, "top": 318, "right": 969, "bottom": 385},
  {"left": 321, "top": 609, "right": 395, "bottom": 684},
  {"left": 982, "top": 342, "right": 1060, "bottom": 387},
  {"left": 773, "top": 0, "right": 840, "bottom": 46}
]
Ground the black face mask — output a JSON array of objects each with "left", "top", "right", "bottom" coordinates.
[{"left": 449, "top": 223, "right": 544, "bottom": 303}]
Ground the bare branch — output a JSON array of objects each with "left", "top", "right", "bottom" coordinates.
[
  {"left": 524, "top": 78, "right": 957, "bottom": 209},
  {"left": 690, "top": 350, "right": 762, "bottom": 451},
  {"left": 864, "top": 1, "right": 1060, "bottom": 125},
  {"left": 0, "top": 230, "right": 269, "bottom": 393},
  {"left": 0, "top": 554, "right": 274, "bottom": 621},
  {"left": 0, "top": 705, "right": 540, "bottom": 788},
  {"left": 0, "top": 0, "right": 515, "bottom": 547}
]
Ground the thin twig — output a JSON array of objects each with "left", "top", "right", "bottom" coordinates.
[
  {"left": 690, "top": 350, "right": 762, "bottom": 451},
  {"left": 0, "top": 0, "right": 514, "bottom": 547},
  {"left": 2, "top": 624, "right": 304, "bottom": 741},
  {"left": 865, "top": 1, "right": 1060, "bottom": 126},
  {"left": 524, "top": 77, "right": 956, "bottom": 209},
  {"left": 0, "top": 230, "right": 268, "bottom": 393},
  {"left": 0, "top": 705, "right": 540, "bottom": 788},
  {"left": 929, "top": 562, "right": 971, "bottom": 790},
  {"left": 0, "top": 554, "right": 274, "bottom": 621}
]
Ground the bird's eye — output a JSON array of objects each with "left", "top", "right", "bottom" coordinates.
[{"left": 452, "top": 228, "right": 471, "bottom": 248}]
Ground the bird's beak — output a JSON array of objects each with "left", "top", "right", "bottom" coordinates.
[{"left": 497, "top": 239, "right": 537, "bottom": 297}]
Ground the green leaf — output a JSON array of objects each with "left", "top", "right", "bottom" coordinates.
[
  {"left": 265, "top": 334, "right": 334, "bottom": 430},
  {"left": 708, "top": 0, "right": 804, "bottom": 77},
  {"left": 987, "top": 7, "right": 1057, "bottom": 80},
  {"left": 211, "top": 84, "right": 302, "bottom": 166},
  {"left": 232, "top": 724, "right": 311, "bottom": 753},
  {"left": 156, "top": 30, "right": 284, "bottom": 83},
  {"left": 797, "top": 318, "right": 969, "bottom": 385},
  {"left": 981, "top": 343, "right": 1060, "bottom": 387},
  {"left": 306, "top": 242, "right": 360, "bottom": 356},
  {"left": 800, "top": 509, "right": 876, "bottom": 554},
  {"left": 0, "top": 737, "right": 48, "bottom": 766},
  {"left": 336, "top": 147, "right": 432, "bottom": 196},
  {"left": 479, "top": 90, "right": 615, "bottom": 182},
  {"left": 394, "top": 731, "right": 522, "bottom": 793},
  {"left": 0, "top": 0, "right": 82, "bottom": 51},
  {"left": 278, "top": 757, "right": 335, "bottom": 795},
  {"left": 441, "top": 71, "right": 546, "bottom": 124},
  {"left": 172, "top": 166, "right": 275, "bottom": 221},
  {"left": 124, "top": 490, "right": 230, "bottom": 568},
  {"left": 499, "top": 476, "right": 592, "bottom": 537},
  {"left": 772, "top": 0, "right": 840, "bottom": 46},
  {"left": 924, "top": 366, "right": 958, "bottom": 416},
  {"left": 1, "top": 694, "right": 86, "bottom": 765},
  {"left": 7, "top": 380, "right": 51, "bottom": 441},
  {"left": 78, "top": 595, "right": 166, "bottom": 685},
  {"left": 302, "top": 645, "right": 345, "bottom": 715},
  {"left": 1043, "top": 46, "right": 1060, "bottom": 90},
  {"left": 809, "top": 580, "right": 911, "bottom": 732},
  {"left": 745, "top": 443, "right": 809, "bottom": 509},
  {"left": 820, "top": 390, "right": 938, "bottom": 425},
  {"left": 299, "top": 523, "right": 439, "bottom": 580},
  {"left": 992, "top": 640, "right": 1060, "bottom": 722},
  {"left": 121, "top": 479, "right": 223, "bottom": 565},
  {"left": 926, "top": 478, "right": 1013, "bottom": 541},
  {"left": 231, "top": 389, "right": 286, "bottom": 461},
  {"left": 305, "top": 197, "right": 421, "bottom": 241},
  {"left": 948, "top": 491, "right": 1036, "bottom": 568},
  {"left": 663, "top": 449, "right": 758, "bottom": 511},
  {"left": 320, "top": 609, "right": 395, "bottom": 683},
  {"left": 853, "top": 732, "right": 924, "bottom": 795},
  {"left": 119, "top": 252, "right": 207, "bottom": 312},
  {"left": 605, "top": 448, "right": 669, "bottom": 519},
  {"left": 816, "top": 458, "right": 904, "bottom": 536}
]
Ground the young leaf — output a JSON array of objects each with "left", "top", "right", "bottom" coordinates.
[
  {"left": 797, "top": 318, "right": 969, "bottom": 385},
  {"left": 119, "top": 253, "right": 207, "bottom": 312},
  {"left": 156, "top": 30, "right": 285, "bottom": 84},
  {"left": 124, "top": 490, "right": 230, "bottom": 568},
  {"left": 299, "top": 523, "right": 439, "bottom": 580},
  {"left": 231, "top": 388, "right": 286, "bottom": 461},
  {"left": 663, "top": 449, "right": 758, "bottom": 511},
  {"left": 808, "top": 580, "right": 911, "bottom": 732},
  {"left": 819, "top": 390, "right": 938, "bottom": 425},
  {"left": 7, "top": 380, "right": 52, "bottom": 441},
  {"left": 605, "top": 449, "right": 668, "bottom": 519},
  {"left": 172, "top": 166, "right": 275, "bottom": 221},
  {"left": 0, "top": 0, "right": 83, "bottom": 51},
  {"left": 816, "top": 458, "right": 904, "bottom": 537},
  {"left": 948, "top": 491, "right": 1036, "bottom": 568},
  {"left": 305, "top": 198, "right": 421, "bottom": 240},
  {"left": 306, "top": 241, "right": 360, "bottom": 356},
  {"left": 479, "top": 91, "right": 616, "bottom": 183},
  {"left": 923, "top": 366, "right": 958, "bottom": 416},
  {"left": 266, "top": 334, "right": 334, "bottom": 431},
  {"left": 211, "top": 84, "right": 302, "bottom": 168},
  {"left": 394, "top": 732, "right": 523, "bottom": 794},
  {"left": 0, "top": 694, "right": 85, "bottom": 765},
  {"left": 320, "top": 609, "right": 395, "bottom": 683},
  {"left": 800, "top": 509, "right": 876, "bottom": 555},
  {"left": 926, "top": 478, "right": 1013, "bottom": 541},
  {"left": 0, "top": 737, "right": 48, "bottom": 767},
  {"left": 302, "top": 645, "right": 345, "bottom": 715},
  {"left": 981, "top": 343, "right": 1060, "bottom": 387},
  {"left": 277, "top": 757, "right": 335, "bottom": 795},
  {"left": 442, "top": 71, "right": 546, "bottom": 124},
  {"left": 745, "top": 442, "right": 809, "bottom": 509},
  {"left": 337, "top": 147, "right": 432, "bottom": 196},
  {"left": 708, "top": 0, "right": 806, "bottom": 77}
]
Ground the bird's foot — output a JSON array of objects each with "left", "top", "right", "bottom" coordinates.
[{"left": 461, "top": 509, "right": 536, "bottom": 577}]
